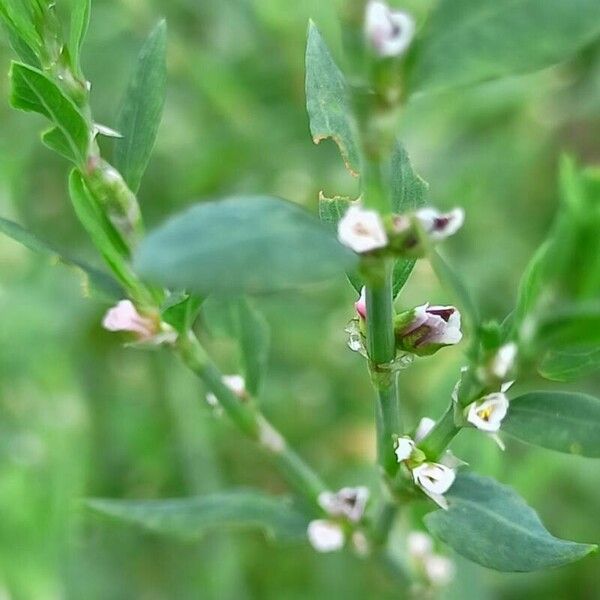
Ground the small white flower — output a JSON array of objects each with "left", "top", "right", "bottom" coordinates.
[
  {"left": 395, "top": 436, "right": 416, "bottom": 462},
  {"left": 423, "top": 554, "right": 455, "bottom": 586},
  {"left": 407, "top": 531, "right": 434, "bottom": 559},
  {"left": 466, "top": 392, "right": 509, "bottom": 433},
  {"left": 412, "top": 462, "right": 455, "bottom": 509},
  {"left": 102, "top": 300, "right": 156, "bottom": 339},
  {"left": 206, "top": 374, "right": 246, "bottom": 409},
  {"left": 355, "top": 287, "right": 367, "bottom": 319},
  {"left": 307, "top": 519, "right": 345, "bottom": 553},
  {"left": 337, "top": 204, "right": 388, "bottom": 253},
  {"left": 491, "top": 342, "right": 518, "bottom": 380},
  {"left": 415, "top": 207, "right": 464, "bottom": 242},
  {"left": 414, "top": 417, "right": 436, "bottom": 443},
  {"left": 365, "top": 1, "right": 415, "bottom": 58},
  {"left": 318, "top": 486, "right": 369, "bottom": 523}
]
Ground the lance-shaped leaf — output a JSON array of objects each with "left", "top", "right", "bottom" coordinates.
[
  {"left": 539, "top": 346, "right": 600, "bottom": 382},
  {"left": 503, "top": 391, "right": 600, "bottom": 457},
  {"left": 305, "top": 21, "right": 360, "bottom": 176},
  {"left": 0, "top": 216, "right": 121, "bottom": 300},
  {"left": 410, "top": 0, "right": 600, "bottom": 95},
  {"left": 10, "top": 62, "right": 89, "bottom": 165},
  {"left": 114, "top": 20, "right": 167, "bottom": 193},
  {"left": 0, "top": 0, "right": 42, "bottom": 65},
  {"left": 86, "top": 490, "right": 309, "bottom": 542},
  {"left": 68, "top": 0, "right": 91, "bottom": 76},
  {"left": 425, "top": 472, "right": 596, "bottom": 572},
  {"left": 134, "top": 196, "right": 356, "bottom": 296}
]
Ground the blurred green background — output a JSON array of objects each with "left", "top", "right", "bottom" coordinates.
[{"left": 0, "top": 0, "right": 599, "bottom": 598}]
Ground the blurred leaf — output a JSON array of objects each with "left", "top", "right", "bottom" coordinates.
[
  {"left": 134, "top": 196, "right": 357, "bottom": 295},
  {"left": 161, "top": 292, "right": 203, "bottom": 333},
  {"left": 10, "top": 62, "right": 89, "bottom": 165},
  {"left": 410, "top": 0, "right": 600, "bottom": 94},
  {"left": 534, "top": 303, "right": 600, "bottom": 349},
  {"left": 503, "top": 391, "right": 600, "bottom": 456},
  {"left": 86, "top": 490, "right": 309, "bottom": 542},
  {"left": 0, "top": 216, "right": 121, "bottom": 300},
  {"left": 42, "top": 126, "right": 78, "bottom": 163},
  {"left": 425, "top": 472, "right": 596, "bottom": 572},
  {"left": 305, "top": 21, "right": 360, "bottom": 176},
  {"left": 514, "top": 240, "right": 550, "bottom": 329},
  {"left": 234, "top": 297, "right": 270, "bottom": 396},
  {"left": 114, "top": 20, "right": 167, "bottom": 193},
  {"left": 68, "top": 0, "right": 91, "bottom": 75},
  {"left": 539, "top": 346, "right": 600, "bottom": 382},
  {"left": 0, "top": 0, "right": 42, "bottom": 62},
  {"left": 69, "top": 170, "right": 142, "bottom": 295}
]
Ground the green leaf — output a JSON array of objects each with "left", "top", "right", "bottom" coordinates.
[
  {"left": 0, "top": 1, "right": 42, "bottom": 63},
  {"left": 10, "top": 62, "right": 89, "bottom": 165},
  {"left": 161, "top": 292, "right": 203, "bottom": 333},
  {"left": 86, "top": 490, "right": 309, "bottom": 542},
  {"left": 305, "top": 21, "right": 360, "bottom": 176},
  {"left": 503, "top": 391, "right": 600, "bottom": 457},
  {"left": 539, "top": 346, "right": 600, "bottom": 382},
  {"left": 134, "top": 196, "right": 357, "bottom": 296},
  {"left": 68, "top": 0, "right": 91, "bottom": 75},
  {"left": 68, "top": 170, "right": 143, "bottom": 297},
  {"left": 234, "top": 298, "right": 270, "bottom": 397},
  {"left": 0, "top": 216, "right": 121, "bottom": 300},
  {"left": 114, "top": 20, "right": 167, "bottom": 193},
  {"left": 410, "top": 0, "right": 600, "bottom": 95},
  {"left": 534, "top": 304, "right": 600, "bottom": 349},
  {"left": 42, "top": 126, "right": 78, "bottom": 163},
  {"left": 425, "top": 472, "right": 596, "bottom": 572}
]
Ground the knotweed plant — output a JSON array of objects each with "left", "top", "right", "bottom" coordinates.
[{"left": 1, "top": 0, "right": 600, "bottom": 594}]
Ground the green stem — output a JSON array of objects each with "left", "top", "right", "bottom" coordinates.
[
  {"left": 418, "top": 404, "right": 461, "bottom": 460},
  {"left": 177, "top": 332, "right": 327, "bottom": 508},
  {"left": 371, "top": 501, "right": 398, "bottom": 547}
]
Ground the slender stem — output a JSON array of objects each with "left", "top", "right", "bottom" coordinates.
[
  {"left": 418, "top": 404, "right": 461, "bottom": 460},
  {"left": 371, "top": 501, "right": 398, "bottom": 547},
  {"left": 177, "top": 331, "right": 327, "bottom": 508}
]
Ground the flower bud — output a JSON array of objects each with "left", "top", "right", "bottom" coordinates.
[
  {"left": 395, "top": 304, "right": 462, "bottom": 356},
  {"left": 102, "top": 300, "right": 156, "bottom": 339},
  {"left": 354, "top": 287, "right": 367, "bottom": 319},
  {"left": 365, "top": 1, "right": 415, "bottom": 58},
  {"left": 395, "top": 436, "right": 416, "bottom": 462},
  {"left": 337, "top": 204, "right": 388, "bottom": 253},
  {"left": 466, "top": 392, "right": 509, "bottom": 433},
  {"left": 307, "top": 519, "right": 345, "bottom": 553}
]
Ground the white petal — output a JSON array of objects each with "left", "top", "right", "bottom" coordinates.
[
  {"left": 222, "top": 374, "right": 246, "bottom": 397},
  {"left": 424, "top": 554, "right": 455, "bottom": 586},
  {"left": 414, "top": 417, "right": 436, "bottom": 442},
  {"left": 407, "top": 531, "right": 433, "bottom": 558},
  {"left": 413, "top": 463, "right": 455, "bottom": 496},
  {"left": 364, "top": 1, "right": 415, "bottom": 57},
  {"left": 395, "top": 436, "right": 416, "bottom": 462},
  {"left": 102, "top": 300, "right": 155, "bottom": 338},
  {"left": 416, "top": 207, "right": 465, "bottom": 242},
  {"left": 307, "top": 520, "right": 345, "bottom": 553},
  {"left": 466, "top": 393, "right": 509, "bottom": 433},
  {"left": 491, "top": 342, "right": 518, "bottom": 380},
  {"left": 337, "top": 205, "right": 388, "bottom": 253}
]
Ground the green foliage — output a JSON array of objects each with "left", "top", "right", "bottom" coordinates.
[
  {"left": 410, "top": 0, "right": 600, "bottom": 94},
  {"left": 134, "top": 196, "right": 356, "bottom": 295},
  {"left": 0, "top": 215, "right": 121, "bottom": 300},
  {"left": 10, "top": 62, "right": 89, "bottom": 165},
  {"left": 539, "top": 347, "right": 600, "bottom": 382},
  {"left": 425, "top": 472, "right": 596, "bottom": 572},
  {"left": 86, "top": 490, "right": 309, "bottom": 542},
  {"left": 503, "top": 391, "right": 600, "bottom": 456},
  {"left": 114, "top": 20, "right": 167, "bottom": 193},
  {"left": 68, "top": 0, "right": 91, "bottom": 76},
  {"left": 0, "top": 0, "right": 42, "bottom": 65},
  {"left": 305, "top": 21, "right": 360, "bottom": 176}
]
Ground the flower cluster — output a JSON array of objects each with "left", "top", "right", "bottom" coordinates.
[
  {"left": 307, "top": 487, "right": 370, "bottom": 553},
  {"left": 407, "top": 531, "right": 455, "bottom": 588},
  {"left": 395, "top": 418, "right": 459, "bottom": 509},
  {"left": 337, "top": 203, "right": 464, "bottom": 258}
]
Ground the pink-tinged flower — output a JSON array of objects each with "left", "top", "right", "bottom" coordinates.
[
  {"left": 412, "top": 462, "right": 456, "bottom": 509},
  {"left": 466, "top": 392, "right": 509, "bottom": 433},
  {"left": 337, "top": 204, "right": 388, "bottom": 253},
  {"left": 355, "top": 287, "right": 367, "bottom": 319},
  {"left": 415, "top": 207, "right": 464, "bottom": 242},
  {"left": 365, "top": 1, "right": 415, "bottom": 58},
  {"left": 318, "top": 486, "right": 369, "bottom": 523},
  {"left": 102, "top": 300, "right": 156, "bottom": 339},
  {"left": 307, "top": 520, "right": 345, "bottom": 553},
  {"left": 395, "top": 304, "right": 462, "bottom": 355}
]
